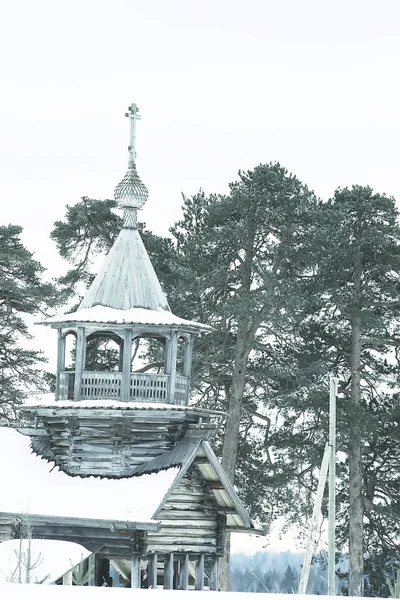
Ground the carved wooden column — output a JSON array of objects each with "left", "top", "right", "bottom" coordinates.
[
  {"left": 179, "top": 554, "right": 189, "bottom": 590},
  {"left": 210, "top": 556, "right": 219, "bottom": 591},
  {"left": 164, "top": 553, "right": 174, "bottom": 589},
  {"left": 56, "top": 329, "right": 66, "bottom": 401},
  {"left": 122, "top": 329, "right": 133, "bottom": 401},
  {"left": 167, "top": 330, "right": 178, "bottom": 404},
  {"left": 148, "top": 552, "right": 158, "bottom": 589},
  {"left": 88, "top": 553, "right": 96, "bottom": 586},
  {"left": 130, "top": 553, "right": 141, "bottom": 588},
  {"left": 195, "top": 554, "right": 205, "bottom": 590},
  {"left": 74, "top": 327, "right": 85, "bottom": 400}
]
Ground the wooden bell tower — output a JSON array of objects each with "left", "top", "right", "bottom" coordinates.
[{"left": 20, "top": 103, "right": 219, "bottom": 477}]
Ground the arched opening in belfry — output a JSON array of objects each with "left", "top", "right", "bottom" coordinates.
[
  {"left": 84, "top": 331, "right": 122, "bottom": 373},
  {"left": 176, "top": 335, "right": 188, "bottom": 376},
  {"left": 64, "top": 330, "right": 77, "bottom": 371},
  {"left": 131, "top": 334, "right": 166, "bottom": 374}
]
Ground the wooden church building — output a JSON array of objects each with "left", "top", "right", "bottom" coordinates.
[{"left": 0, "top": 104, "right": 258, "bottom": 589}]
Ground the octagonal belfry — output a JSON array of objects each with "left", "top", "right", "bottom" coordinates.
[{"left": 18, "top": 103, "right": 221, "bottom": 477}]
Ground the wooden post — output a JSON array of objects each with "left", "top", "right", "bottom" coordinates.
[
  {"left": 164, "top": 553, "right": 174, "bottom": 589},
  {"left": 74, "top": 327, "right": 85, "bottom": 401},
  {"left": 328, "top": 376, "right": 338, "bottom": 595},
  {"left": 130, "top": 553, "right": 141, "bottom": 588},
  {"left": 149, "top": 552, "right": 158, "bottom": 589},
  {"left": 168, "top": 331, "right": 178, "bottom": 404},
  {"left": 88, "top": 554, "right": 96, "bottom": 586},
  {"left": 56, "top": 329, "right": 66, "bottom": 400},
  {"left": 122, "top": 329, "right": 133, "bottom": 401},
  {"left": 298, "top": 443, "right": 331, "bottom": 594},
  {"left": 210, "top": 556, "right": 219, "bottom": 591},
  {"left": 195, "top": 554, "right": 205, "bottom": 590},
  {"left": 179, "top": 554, "right": 189, "bottom": 590}
]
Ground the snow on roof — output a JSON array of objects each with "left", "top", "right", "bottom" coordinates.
[
  {"left": 20, "top": 397, "right": 224, "bottom": 417},
  {"left": 42, "top": 305, "right": 211, "bottom": 331},
  {"left": 0, "top": 428, "right": 178, "bottom": 522}
]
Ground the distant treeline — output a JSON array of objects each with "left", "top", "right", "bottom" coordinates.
[{"left": 230, "top": 551, "right": 336, "bottom": 594}]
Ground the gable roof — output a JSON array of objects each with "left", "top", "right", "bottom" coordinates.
[{"left": 133, "top": 435, "right": 256, "bottom": 531}]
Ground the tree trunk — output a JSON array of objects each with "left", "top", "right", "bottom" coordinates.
[
  {"left": 219, "top": 231, "right": 257, "bottom": 591},
  {"left": 219, "top": 334, "right": 249, "bottom": 591},
  {"left": 348, "top": 247, "right": 364, "bottom": 596}
]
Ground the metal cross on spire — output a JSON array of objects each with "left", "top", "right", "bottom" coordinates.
[
  {"left": 125, "top": 103, "right": 141, "bottom": 167},
  {"left": 114, "top": 103, "right": 149, "bottom": 228}
]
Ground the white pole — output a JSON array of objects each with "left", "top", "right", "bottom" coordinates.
[
  {"left": 298, "top": 443, "right": 331, "bottom": 594},
  {"left": 328, "top": 377, "right": 338, "bottom": 595}
]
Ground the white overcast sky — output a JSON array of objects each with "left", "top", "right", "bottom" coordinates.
[{"left": 1, "top": 0, "right": 400, "bottom": 275}]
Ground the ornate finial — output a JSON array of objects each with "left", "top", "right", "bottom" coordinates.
[{"left": 114, "top": 103, "right": 149, "bottom": 229}]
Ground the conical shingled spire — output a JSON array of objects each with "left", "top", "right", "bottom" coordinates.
[{"left": 79, "top": 228, "right": 170, "bottom": 311}]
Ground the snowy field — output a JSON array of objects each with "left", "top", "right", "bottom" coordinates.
[{"left": 0, "top": 588, "right": 380, "bottom": 600}]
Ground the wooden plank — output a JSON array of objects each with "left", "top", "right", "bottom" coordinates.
[
  {"left": 179, "top": 554, "right": 189, "bottom": 590},
  {"left": 130, "top": 553, "right": 141, "bottom": 588},
  {"left": 148, "top": 552, "right": 157, "bottom": 589},
  {"left": 164, "top": 553, "right": 174, "bottom": 590},
  {"left": 195, "top": 554, "right": 205, "bottom": 590}
]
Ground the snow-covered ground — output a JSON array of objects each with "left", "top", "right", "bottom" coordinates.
[{"left": 0, "top": 587, "right": 376, "bottom": 599}]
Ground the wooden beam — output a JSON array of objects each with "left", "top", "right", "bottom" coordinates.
[
  {"left": 164, "top": 553, "right": 174, "bottom": 590},
  {"left": 195, "top": 554, "right": 205, "bottom": 590},
  {"left": 130, "top": 553, "right": 141, "bottom": 588}
]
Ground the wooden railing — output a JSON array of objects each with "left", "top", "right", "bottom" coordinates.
[
  {"left": 58, "top": 371, "right": 189, "bottom": 405},
  {"left": 81, "top": 372, "right": 122, "bottom": 399},
  {"left": 175, "top": 375, "right": 189, "bottom": 406},
  {"left": 128, "top": 373, "right": 168, "bottom": 401}
]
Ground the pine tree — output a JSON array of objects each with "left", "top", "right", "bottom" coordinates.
[{"left": 0, "top": 225, "right": 58, "bottom": 421}]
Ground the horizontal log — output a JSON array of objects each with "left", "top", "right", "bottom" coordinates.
[
  {"left": 163, "top": 503, "right": 216, "bottom": 512},
  {"left": 155, "top": 520, "right": 217, "bottom": 529},
  {"left": 158, "top": 510, "right": 217, "bottom": 520}
]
